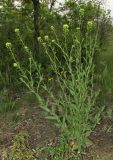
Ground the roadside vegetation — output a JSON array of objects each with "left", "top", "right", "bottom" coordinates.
[{"left": 0, "top": 0, "right": 113, "bottom": 159}]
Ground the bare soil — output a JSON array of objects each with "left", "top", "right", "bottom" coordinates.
[
  {"left": 0, "top": 99, "right": 59, "bottom": 159},
  {"left": 0, "top": 94, "right": 113, "bottom": 160}
]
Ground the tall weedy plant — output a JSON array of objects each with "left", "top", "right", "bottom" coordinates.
[{"left": 6, "top": 14, "right": 104, "bottom": 156}]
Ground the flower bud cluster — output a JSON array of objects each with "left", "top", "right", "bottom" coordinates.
[
  {"left": 50, "top": 26, "right": 54, "bottom": 31},
  {"left": 13, "top": 63, "right": 18, "bottom": 67},
  {"left": 44, "top": 35, "right": 49, "bottom": 41},
  {"left": 63, "top": 24, "right": 69, "bottom": 33},
  {"left": 87, "top": 21, "right": 93, "bottom": 30},
  {"left": 79, "top": 8, "right": 85, "bottom": 17},
  {"left": 6, "top": 42, "right": 12, "bottom": 49},
  {"left": 15, "top": 28, "right": 20, "bottom": 34}
]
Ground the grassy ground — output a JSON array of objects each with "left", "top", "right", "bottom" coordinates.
[
  {"left": 0, "top": 92, "right": 113, "bottom": 159},
  {"left": 0, "top": 93, "right": 59, "bottom": 159}
]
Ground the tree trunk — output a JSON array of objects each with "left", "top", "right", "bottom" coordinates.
[{"left": 32, "top": 0, "right": 39, "bottom": 57}]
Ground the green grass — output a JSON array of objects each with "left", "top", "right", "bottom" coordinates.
[
  {"left": 0, "top": 89, "right": 17, "bottom": 114},
  {"left": 96, "top": 30, "right": 113, "bottom": 95}
]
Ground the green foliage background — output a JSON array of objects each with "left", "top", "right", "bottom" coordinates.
[
  {"left": 0, "top": 0, "right": 113, "bottom": 159},
  {"left": 0, "top": 0, "right": 112, "bottom": 88}
]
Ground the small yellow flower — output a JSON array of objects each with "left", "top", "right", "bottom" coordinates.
[
  {"left": 52, "top": 39, "right": 55, "bottom": 43},
  {"left": 87, "top": 21, "right": 93, "bottom": 30},
  {"left": 29, "top": 57, "right": 32, "bottom": 61},
  {"left": 42, "top": 42, "right": 46, "bottom": 46},
  {"left": 15, "top": 28, "right": 20, "bottom": 33},
  {"left": 50, "top": 26, "right": 54, "bottom": 30},
  {"left": 13, "top": 63, "right": 18, "bottom": 67},
  {"left": 69, "top": 140, "right": 79, "bottom": 151},
  {"left": 6, "top": 42, "right": 12, "bottom": 48},
  {"left": 24, "top": 46, "right": 29, "bottom": 51},
  {"left": 44, "top": 35, "right": 49, "bottom": 41},
  {"left": 48, "top": 77, "right": 53, "bottom": 81},
  {"left": 63, "top": 24, "right": 69, "bottom": 33},
  {"left": 76, "top": 27, "right": 80, "bottom": 31},
  {"left": 79, "top": 8, "right": 85, "bottom": 16},
  {"left": 38, "top": 37, "right": 42, "bottom": 42},
  {"left": 63, "top": 24, "right": 69, "bottom": 29},
  {"left": 63, "top": 24, "right": 69, "bottom": 30}
]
